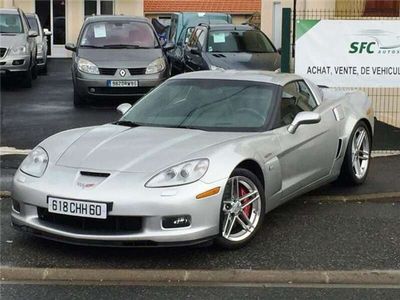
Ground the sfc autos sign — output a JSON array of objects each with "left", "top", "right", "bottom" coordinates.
[{"left": 295, "top": 20, "right": 400, "bottom": 87}]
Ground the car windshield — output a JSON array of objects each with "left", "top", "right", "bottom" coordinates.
[
  {"left": 0, "top": 13, "right": 23, "bottom": 33},
  {"left": 120, "top": 79, "right": 277, "bottom": 131},
  {"left": 80, "top": 21, "right": 159, "bottom": 49},
  {"left": 27, "top": 16, "right": 39, "bottom": 33},
  {"left": 207, "top": 30, "right": 276, "bottom": 53}
]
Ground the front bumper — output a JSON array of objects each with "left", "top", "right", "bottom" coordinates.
[
  {"left": 73, "top": 68, "right": 167, "bottom": 98},
  {"left": 0, "top": 54, "right": 30, "bottom": 76},
  {"left": 11, "top": 167, "right": 225, "bottom": 246}
]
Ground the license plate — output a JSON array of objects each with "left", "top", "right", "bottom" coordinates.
[
  {"left": 48, "top": 197, "right": 107, "bottom": 219},
  {"left": 107, "top": 80, "right": 138, "bottom": 87}
]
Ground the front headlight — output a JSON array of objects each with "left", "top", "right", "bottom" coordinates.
[
  {"left": 10, "top": 45, "right": 28, "bottom": 56},
  {"left": 210, "top": 65, "right": 225, "bottom": 71},
  {"left": 145, "top": 57, "right": 166, "bottom": 74},
  {"left": 77, "top": 57, "right": 99, "bottom": 74},
  {"left": 20, "top": 147, "right": 49, "bottom": 178},
  {"left": 146, "top": 159, "right": 209, "bottom": 188}
]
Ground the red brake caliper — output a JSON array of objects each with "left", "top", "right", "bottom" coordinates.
[{"left": 239, "top": 184, "right": 251, "bottom": 218}]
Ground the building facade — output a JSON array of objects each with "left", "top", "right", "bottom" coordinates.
[{"left": 0, "top": 0, "right": 144, "bottom": 57}]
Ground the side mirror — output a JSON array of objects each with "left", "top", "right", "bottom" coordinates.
[
  {"left": 277, "top": 48, "right": 282, "bottom": 54},
  {"left": 163, "top": 42, "right": 175, "bottom": 51},
  {"left": 288, "top": 111, "right": 321, "bottom": 134},
  {"left": 28, "top": 30, "right": 38, "bottom": 38},
  {"left": 117, "top": 103, "right": 132, "bottom": 115},
  {"left": 44, "top": 28, "right": 52, "bottom": 36},
  {"left": 190, "top": 47, "right": 201, "bottom": 56},
  {"left": 65, "top": 43, "right": 76, "bottom": 52}
]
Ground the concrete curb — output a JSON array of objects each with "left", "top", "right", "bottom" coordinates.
[{"left": 1, "top": 267, "right": 400, "bottom": 285}]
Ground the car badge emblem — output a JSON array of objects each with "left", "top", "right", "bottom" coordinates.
[
  {"left": 77, "top": 182, "right": 96, "bottom": 189},
  {"left": 119, "top": 69, "right": 126, "bottom": 77}
]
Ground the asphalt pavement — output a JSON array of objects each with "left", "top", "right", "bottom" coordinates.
[{"left": 1, "top": 284, "right": 400, "bottom": 300}]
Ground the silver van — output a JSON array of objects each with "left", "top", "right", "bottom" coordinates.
[{"left": 0, "top": 8, "right": 38, "bottom": 87}]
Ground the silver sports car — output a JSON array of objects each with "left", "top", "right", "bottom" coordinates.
[{"left": 11, "top": 71, "right": 374, "bottom": 248}]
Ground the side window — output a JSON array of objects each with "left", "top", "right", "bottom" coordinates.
[
  {"left": 297, "top": 80, "right": 318, "bottom": 111},
  {"left": 197, "top": 29, "right": 206, "bottom": 48},
  {"left": 21, "top": 12, "right": 30, "bottom": 32},
  {"left": 280, "top": 81, "right": 319, "bottom": 126},
  {"left": 187, "top": 28, "right": 199, "bottom": 47},
  {"left": 280, "top": 82, "right": 301, "bottom": 126},
  {"left": 169, "top": 16, "right": 177, "bottom": 42}
]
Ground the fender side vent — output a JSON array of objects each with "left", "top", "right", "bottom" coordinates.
[
  {"left": 336, "top": 139, "right": 343, "bottom": 159},
  {"left": 80, "top": 171, "right": 110, "bottom": 178}
]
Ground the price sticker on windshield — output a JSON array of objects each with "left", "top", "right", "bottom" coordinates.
[{"left": 94, "top": 24, "right": 107, "bottom": 38}]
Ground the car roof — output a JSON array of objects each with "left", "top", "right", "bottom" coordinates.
[
  {"left": 172, "top": 70, "right": 303, "bottom": 87},
  {"left": 26, "top": 13, "right": 38, "bottom": 18},
  {"left": 84, "top": 15, "right": 151, "bottom": 24},
  {"left": 0, "top": 8, "right": 19, "bottom": 14}
]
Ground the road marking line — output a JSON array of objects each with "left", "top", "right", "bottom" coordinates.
[
  {"left": 1, "top": 267, "right": 400, "bottom": 286},
  {"left": 0, "top": 147, "right": 31, "bottom": 156}
]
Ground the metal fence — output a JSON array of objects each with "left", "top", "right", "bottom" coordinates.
[{"left": 292, "top": 9, "right": 400, "bottom": 152}]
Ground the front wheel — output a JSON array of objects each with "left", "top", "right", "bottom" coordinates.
[
  {"left": 215, "top": 168, "right": 265, "bottom": 249},
  {"left": 339, "top": 121, "right": 371, "bottom": 185},
  {"left": 73, "top": 90, "right": 86, "bottom": 107}
]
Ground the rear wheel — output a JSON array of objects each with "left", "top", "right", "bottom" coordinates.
[
  {"left": 215, "top": 168, "right": 265, "bottom": 249},
  {"left": 339, "top": 121, "right": 371, "bottom": 185}
]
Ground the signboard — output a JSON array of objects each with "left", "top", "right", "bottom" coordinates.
[{"left": 295, "top": 20, "right": 400, "bottom": 87}]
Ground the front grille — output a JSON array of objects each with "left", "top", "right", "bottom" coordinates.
[
  {"left": 37, "top": 207, "right": 142, "bottom": 235},
  {"left": 98, "top": 68, "right": 117, "bottom": 75},
  {"left": 90, "top": 87, "right": 152, "bottom": 95},
  {"left": 0, "top": 48, "right": 7, "bottom": 58},
  {"left": 128, "top": 68, "right": 147, "bottom": 75}
]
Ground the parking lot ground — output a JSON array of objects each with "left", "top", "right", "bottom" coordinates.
[{"left": 1, "top": 195, "right": 399, "bottom": 271}]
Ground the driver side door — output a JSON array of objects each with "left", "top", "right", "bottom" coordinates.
[{"left": 275, "top": 80, "right": 338, "bottom": 201}]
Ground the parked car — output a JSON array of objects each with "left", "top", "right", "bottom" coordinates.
[
  {"left": 11, "top": 70, "right": 374, "bottom": 249},
  {"left": 0, "top": 8, "right": 38, "bottom": 87},
  {"left": 65, "top": 15, "right": 171, "bottom": 107},
  {"left": 165, "top": 12, "right": 232, "bottom": 76},
  {"left": 26, "top": 13, "right": 51, "bottom": 74},
  {"left": 184, "top": 24, "right": 280, "bottom": 72}
]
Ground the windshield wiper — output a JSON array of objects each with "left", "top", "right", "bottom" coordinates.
[
  {"left": 114, "top": 120, "right": 143, "bottom": 127},
  {"left": 80, "top": 45, "right": 105, "bottom": 48},
  {"left": 102, "top": 44, "right": 152, "bottom": 49}
]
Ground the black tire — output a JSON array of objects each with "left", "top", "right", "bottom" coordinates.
[
  {"left": 73, "top": 90, "right": 86, "bottom": 107},
  {"left": 215, "top": 168, "right": 265, "bottom": 249},
  {"left": 42, "top": 64, "right": 48, "bottom": 75},
  {"left": 22, "top": 70, "right": 32, "bottom": 88},
  {"left": 32, "top": 64, "right": 38, "bottom": 80},
  {"left": 339, "top": 121, "right": 371, "bottom": 185}
]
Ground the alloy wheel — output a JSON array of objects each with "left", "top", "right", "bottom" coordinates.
[
  {"left": 351, "top": 126, "right": 370, "bottom": 179},
  {"left": 221, "top": 176, "right": 262, "bottom": 242}
]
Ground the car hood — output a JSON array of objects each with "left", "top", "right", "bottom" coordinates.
[
  {"left": 56, "top": 124, "right": 247, "bottom": 173},
  {"left": 0, "top": 33, "right": 26, "bottom": 48},
  {"left": 205, "top": 52, "right": 281, "bottom": 71},
  {"left": 77, "top": 48, "right": 163, "bottom": 68}
]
